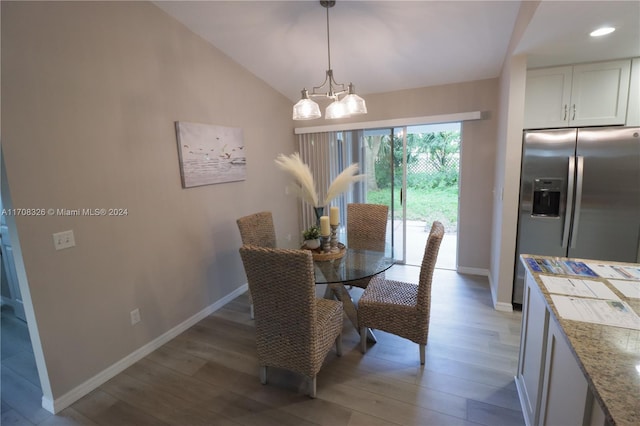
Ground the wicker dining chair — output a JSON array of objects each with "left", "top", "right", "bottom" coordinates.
[
  {"left": 358, "top": 221, "right": 445, "bottom": 365},
  {"left": 236, "top": 211, "right": 276, "bottom": 319},
  {"left": 239, "top": 245, "right": 343, "bottom": 398},
  {"left": 236, "top": 211, "right": 276, "bottom": 248},
  {"left": 346, "top": 203, "right": 389, "bottom": 289}
]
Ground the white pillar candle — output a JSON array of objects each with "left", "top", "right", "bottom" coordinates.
[
  {"left": 320, "top": 216, "right": 330, "bottom": 236},
  {"left": 330, "top": 206, "right": 340, "bottom": 225}
]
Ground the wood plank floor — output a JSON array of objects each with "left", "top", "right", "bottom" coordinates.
[{"left": 1, "top": 265, "right": 525, "bottom": 425}]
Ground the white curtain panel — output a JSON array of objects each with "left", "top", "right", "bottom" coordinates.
[{"left": 297, "top": 130, "right": 365, "bottom": 231}]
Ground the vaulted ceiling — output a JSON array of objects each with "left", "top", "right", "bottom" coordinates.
[{"left": 154, "top": 1, "right": 640, "bottom": 102}]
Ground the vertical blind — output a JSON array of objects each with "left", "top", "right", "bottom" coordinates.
[{"left": 297, "top": 130, "right": 365, "bottom": 230}]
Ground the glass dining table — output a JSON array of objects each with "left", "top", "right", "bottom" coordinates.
[{"left": 312, "top": 243, "right": 395, "bottom": 342}]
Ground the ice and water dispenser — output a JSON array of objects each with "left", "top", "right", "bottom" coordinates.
[{"left": 531, "top": 178, "right": 561, "bottom": 217}]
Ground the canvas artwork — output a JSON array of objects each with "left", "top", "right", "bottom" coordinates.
[{"left": 175, "top": 121, "right": 246, "bottom": 188}]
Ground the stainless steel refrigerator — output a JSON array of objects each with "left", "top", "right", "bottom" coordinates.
[{"left": 513, "top": 127, "right": 640, "bottom": 305}]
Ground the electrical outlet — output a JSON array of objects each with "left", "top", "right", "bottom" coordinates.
[
  {"left": 130, "top": 308, "right": 141, "bottom": 325},
  {"left": 53, "top": 230, "right": 75, "bottom": 250}
]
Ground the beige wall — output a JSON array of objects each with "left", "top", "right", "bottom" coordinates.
[
  {"left": 296, "top": 80, "right": 500, "bottom": 271},
  {"left": 490, "top": 1, "right": 539, "bottom": 309},
  {"left": 492, "top": 55, "right": 527, "bottom": 310},
  {"left": 2, "top": 0, "right": 509, "bottom": 410},
  {"left": 2, "top": 0, "right": 297, "bottom": 402}
]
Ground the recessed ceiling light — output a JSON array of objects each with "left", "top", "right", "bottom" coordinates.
[{"left": 590, "top": 27, "right": 615, "bottom": 37}]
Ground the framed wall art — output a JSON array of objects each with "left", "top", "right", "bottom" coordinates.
[{"left": 175, "top": 121, "right": 246, "bottom": 188}]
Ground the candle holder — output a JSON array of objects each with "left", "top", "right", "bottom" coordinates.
[
  {"left": 330, "top": 224, "right": 339, "bottom": 252},
  {"left": 321, "top": 235, "right": 331, "bottom": 253}
]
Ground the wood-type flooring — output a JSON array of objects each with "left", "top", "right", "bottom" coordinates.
[{"left": 1, "top": 265, "right": 524, "bottom": 426}]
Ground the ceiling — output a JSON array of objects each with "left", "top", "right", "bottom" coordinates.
[{"left": 154, "top": 1, "right": 640, "bottom": 103}]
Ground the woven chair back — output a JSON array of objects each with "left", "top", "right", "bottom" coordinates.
[
  {"left": 238, "top": 245, "right": 318, "bottom": 371},
  {"left": 417, "top": 221, "right": 445, "bottom": 311},
  {"left": 346, "top": 203, "right": 388, "bottom": 251},
  {"left": 236, "top": 211, "right": 276, "bottom": 248}
]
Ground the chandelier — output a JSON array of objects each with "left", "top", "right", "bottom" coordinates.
[{"left": 292, "top": 0, "right": 367, "bottom": 120}]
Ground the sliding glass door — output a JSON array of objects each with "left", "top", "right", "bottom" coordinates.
[
  {"left": 361, "top": 123, "right": 462, "bottom": 267},
  {"left": 361, "top": 127, "right": 407, "bottom": 264},
  {"left": 298, "top": 122, "right": 461, "bottom": 268}
]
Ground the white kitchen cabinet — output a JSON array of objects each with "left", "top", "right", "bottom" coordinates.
[
  {"left": 516, "top": 268, "right": 609, "bottom": 426},
  {"left": 538, "top": 317, "right": 590, "bottom": 426},
  {"left": 515, "top": 273, "right": 549, "bottom": 426},
  {"left": 524, "top": 60, "right": 631, "bottom": 129},
  {"left": 626, "top": 58, "right": 640, "bottom": 126}
]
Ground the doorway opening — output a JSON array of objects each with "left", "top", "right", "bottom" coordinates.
[
  {"left": 363, "top": 122, "right": 460, "bottom": 269},
  {"left": 1, "top": 148, "right": 45, "bottom": 417}
]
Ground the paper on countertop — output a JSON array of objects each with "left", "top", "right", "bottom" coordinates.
[
  {"left": 526, "top": 257, "right": 597, "bottom": 276},
  {"left": 550, "top": 294, "right": 640, "bottom": 330},
  {"left": 617, "top": 266, "right": 640, "bottom": 280},
  {"left": 608, "top": 279, "right": 640, "bottom": 299},
  {"left": 539, "top": 275, "right": 620, "bottom": 300},
  {"left": 587, "top": 263, "right": 640, "bottom": 280}
]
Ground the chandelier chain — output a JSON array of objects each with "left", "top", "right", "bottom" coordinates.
[
  {"left": 325, "top": 4, "right": 331, "bottom": 72},
  {"left": 292, "top": 0, "right": 366, "bottom": 120}
]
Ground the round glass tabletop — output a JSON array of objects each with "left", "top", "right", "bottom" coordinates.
[{"left": 313, "top": 246, "right": 395, "bottom": 284}]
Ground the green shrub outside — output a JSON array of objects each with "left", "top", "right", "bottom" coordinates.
[{"left": 368, "top": 130, "right": 460, "bottom": 232}]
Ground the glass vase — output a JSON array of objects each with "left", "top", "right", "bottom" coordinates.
[{"left": 314, "top": 206, "right": 325, "bottom": 227}]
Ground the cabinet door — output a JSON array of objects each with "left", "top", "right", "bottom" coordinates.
[
  {"left": 626, "top": 58, "right": 640, "bottom": 126},
  {"left": 570, "top": 60, "right": 631, "bottom": 126},
  {"left": 515, "top": 273, "right": 549, "bottom": 426},
  {"left": 538, "top": 318, "right": 590, "bottom": 426},
  {"left": 524, "top": 66, "right": 573, "bottom": 129}
]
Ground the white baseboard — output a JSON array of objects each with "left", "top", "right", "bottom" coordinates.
[
  {"left": 44, "top": 284, "right": 249, "bottom": 414},
  {"left": 494, "top": 301, "right": 514, "bottom": 312},
  {"left": 456, "top": 266, "right": 489, "bottom": 276},
  {"left": 487, "top": 271, "right": 514, "bottom": 313}
]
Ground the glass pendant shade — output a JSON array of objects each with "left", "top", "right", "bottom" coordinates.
[
  {"left": 342, "top": 82, "right": 367, "bottom": 115},
  {"left": 325, "top": 99, "right": 350, "bottom": 119},
  {"left": 342, "top": 93, "right": 367, "bottom": 115},
  {"left": 292, "top": 92, "right": 321, "bottom": 120}
]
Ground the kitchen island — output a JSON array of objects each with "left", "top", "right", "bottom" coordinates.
[{"left": 515, "top": 255, "right": 639, "bottom": 426}]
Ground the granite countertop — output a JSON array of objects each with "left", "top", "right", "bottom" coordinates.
[{"left": 521, "top": 255, "right": 640, "bottom": 426}]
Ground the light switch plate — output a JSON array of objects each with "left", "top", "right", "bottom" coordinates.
[
  {"left": 53, "top": 230, "right": 75, "bottom": 250},
  {"left": 130, "top": 308, "right": 141, "bottom": 325}
]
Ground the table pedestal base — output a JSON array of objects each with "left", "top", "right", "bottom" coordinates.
[{"left": 324, "top": 283, "right": 377, "bottom": 343}]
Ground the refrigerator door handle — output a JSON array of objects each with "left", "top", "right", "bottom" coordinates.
[
  {"left": 570, "top": 156, "right": 585, "bottom": 248},
  {"left": 562, "top": 156, "right": 576, "bottom": 248}
]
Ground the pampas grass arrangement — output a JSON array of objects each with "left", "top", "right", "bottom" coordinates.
[
  {"left": 274, "top": 153, "right": 319, "bottom": 207},
  {"left": 275, "top": 153, "right": 365, "bottom": 207},
  {"left": 323, "top": 163, "right": 366, "bottom": 206}
]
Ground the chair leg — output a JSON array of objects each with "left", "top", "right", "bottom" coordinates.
[
  {"left": 360, "top": 327, "right": 367, "bottom": 354},
  {"left": 309, "top": 376, "right": 317, "bottom": 398},
  {"left": 335, "top": 334, "right": 343, "bottom": 356},
  {"left": 260, "top": 366, "right": 267, "bottom": 384},
  {"left": 419, "top": 344, "right": 425, "bottom": 365}
]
